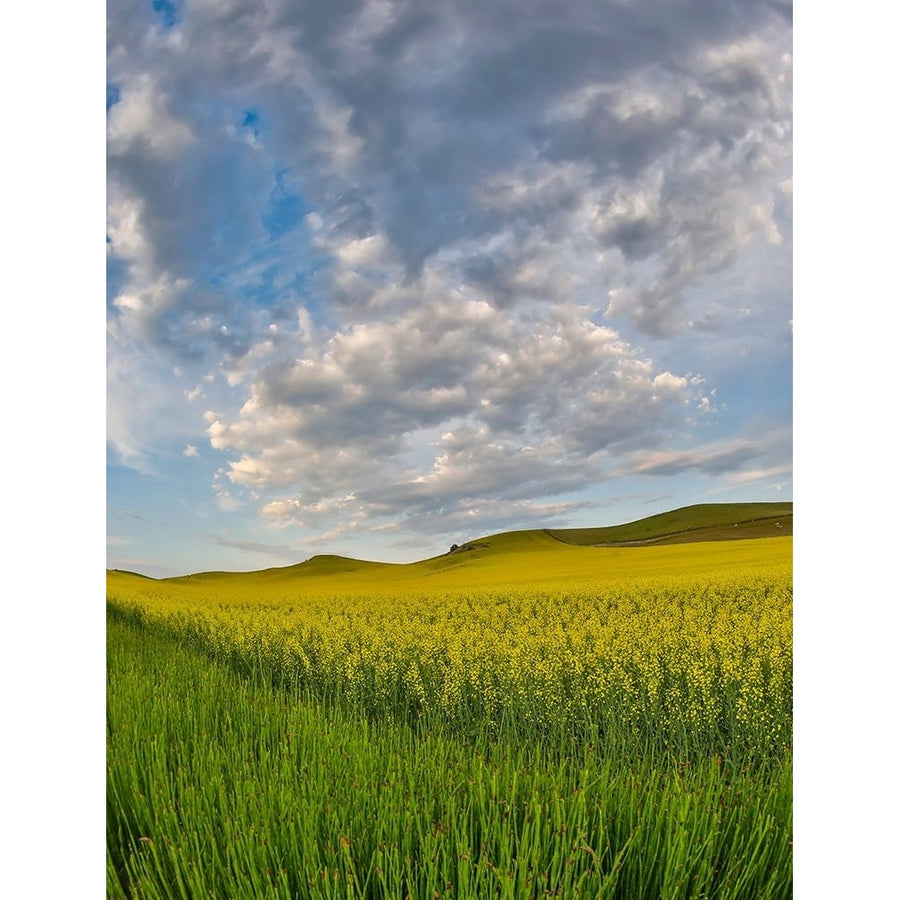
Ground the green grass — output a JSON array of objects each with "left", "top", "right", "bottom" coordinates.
[
  {"left": 546, "top": 503, "right": 793, "bottom": 547},
  {"left": 107, "top": 615, "right": 792, "bottom": 900}
]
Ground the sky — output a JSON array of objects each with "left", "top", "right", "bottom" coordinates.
[{"left": 106, "top": 0, "right": 794, "bottom": 577}]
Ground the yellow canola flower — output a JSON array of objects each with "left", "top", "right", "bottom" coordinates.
[{"left": 107, "top": 558, "right": 792, "bottom": 748}]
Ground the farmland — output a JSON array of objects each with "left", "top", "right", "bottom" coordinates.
[{"left": 107, "top": 505, "right": 792, "bottom": 899}]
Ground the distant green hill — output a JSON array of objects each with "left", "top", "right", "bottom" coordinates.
[
  {"left": 546, "top": 501, "right": 792, "bottom": 547},
  {"left": 164, "top": 554, "right": 395, "bottom": 586},
  {"left": 110, "top": 502, "right": 791, "bottom": 585}
]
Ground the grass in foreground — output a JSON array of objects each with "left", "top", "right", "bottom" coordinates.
[{"left": 108, "top": 616, "right": 792, "bottom": 900}]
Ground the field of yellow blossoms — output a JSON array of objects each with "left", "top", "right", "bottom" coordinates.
[{"left": 108, "top": 538, "right": 791, "bottom": 758}]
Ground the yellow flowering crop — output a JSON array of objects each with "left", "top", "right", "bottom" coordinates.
[{"left": 108, "top": 539, "right": 792, "bottom": 754}]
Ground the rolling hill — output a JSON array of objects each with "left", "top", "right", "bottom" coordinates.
[
  {"left": 108, "top": 502, "right": 791, "bottom": 591},
  {"left": 546, "top": 501, "right": 792, "bottom": 547}
]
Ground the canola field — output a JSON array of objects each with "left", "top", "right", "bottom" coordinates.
[{"left": 107, "top": 535, "right": 792, "bottom": 899}]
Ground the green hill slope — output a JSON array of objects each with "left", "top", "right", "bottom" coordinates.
[
  {"left": 164, "top": 554, "right": 397, "bottom": 586},
  {"left": 108, "top": 502, "right": 791, "bottom": 589},
  {"left": 546, "top": 502, "right": 792, "bottom": 547}
]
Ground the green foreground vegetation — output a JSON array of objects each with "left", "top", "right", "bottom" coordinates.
[
  {"left": 108, "top": 618, "right": 791, "bottom": 899},
  {"left": 107, "top": 504, "right": 792, "bottom": 899}
]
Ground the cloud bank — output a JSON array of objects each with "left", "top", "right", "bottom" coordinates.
[{"left": 107, "top": 0, "right": 792, "bottom": 549}]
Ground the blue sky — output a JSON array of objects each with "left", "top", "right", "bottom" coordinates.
[{"left": 106, "top": 0, "right": 794, "bottom": 577}]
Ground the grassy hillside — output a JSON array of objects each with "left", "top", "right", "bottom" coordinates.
[
  {"left": 107, "top": 536, "right": 791, "bottom": 609},
  {"left": 107, "top": 502, "right": 792, "bottom": 590},
  {"left": 546, "top": 502, "right": 792, "bottom": 547}
]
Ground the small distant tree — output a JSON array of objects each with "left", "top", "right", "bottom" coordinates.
[{"left": 450, "top": 544, "right": 459, "bottom": 553}]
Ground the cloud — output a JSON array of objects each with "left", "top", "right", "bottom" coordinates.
[
  {"left": 106, "top": 73, "right": 194, "bottom": 159},
  {"left": 614, "top": 421, "right": 791, "bottom": 489},
  {"left": 108, "top": 0, "right": 790, "bottom": 328},
  {"left": 107, "top": 0, "right": 792, "bottom": 547},
  {"left": 206, "top": 296, "right": 700, "bottom": 520},
  {"left": 107, "top": 556, "right": 166, "bottom": 573},
  {"left": 723, "top": 464, "right": 793, "bottom": 487},
  {"left": 622, "top": 440, "right": 763, "bottom": 478},
  {"left": 206, "top": 534, "right": 303, "bottom": 561}
]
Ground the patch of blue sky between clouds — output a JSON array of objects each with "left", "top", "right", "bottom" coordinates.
[
  {"left": 228, "top": 181, "right": 340, "bottom": 329},
  {"left": 205, "top": 197, "right": 334, "bottom": 331},
  {"left": 707, "top": 354, "right": 793, "bottom": 428},
  {"left": 263, "top": 171, "right": 310, "bottom": 241},
  {"left": 151, "top": 0, "right": 179, "bottom": 29},
  {"left": 106, "top": 254, "right": 129, "bottom": 309},
  {"left": 241, "top": 109, "right": 261, "bottom": 138},
  {"left": 107, "top": 85, "right": 120, "bottom": 112}
]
